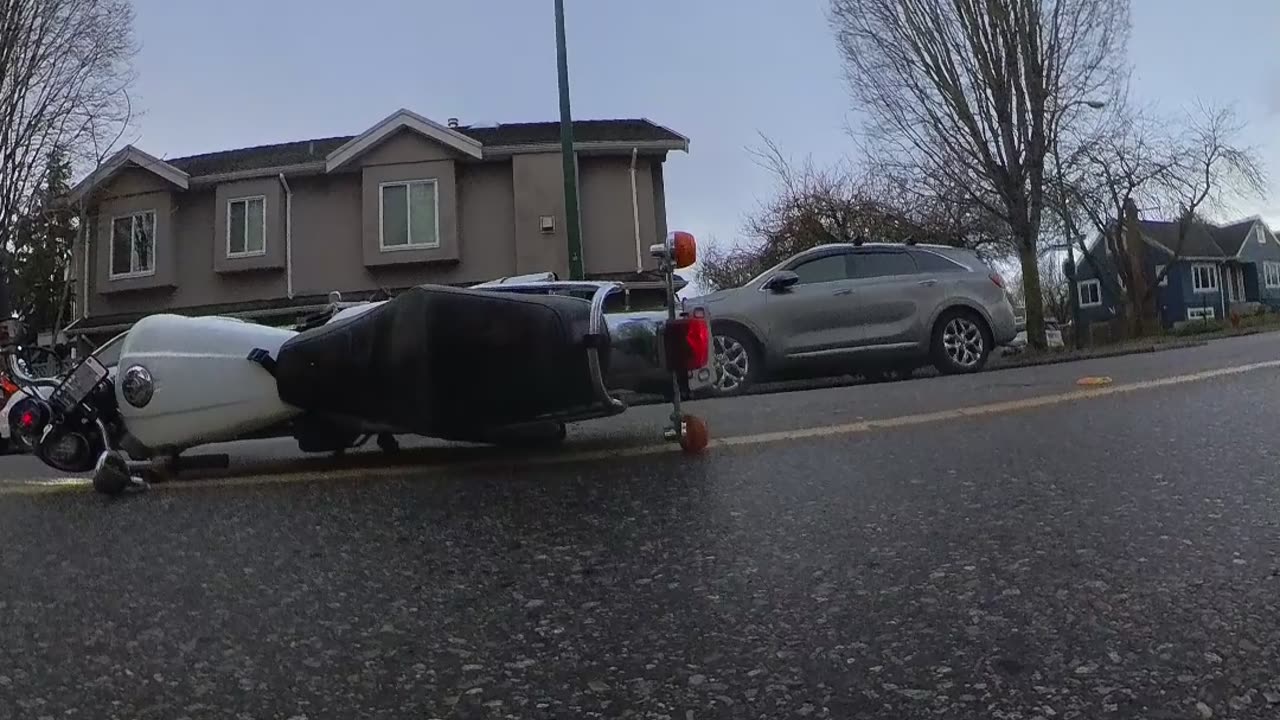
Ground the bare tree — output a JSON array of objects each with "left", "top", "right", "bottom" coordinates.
[
  {"left": 0, "top": 0, "right": 138, "bottom": 318},
  {"left": 1053, "top": 103, "right": 1266, "bottom": 335},
  {"left": 829, "top": 0, "right": 1130, "bottom": 348},
  {"left": 697, "top": 136, "right": 1013, "bottom": 292}
]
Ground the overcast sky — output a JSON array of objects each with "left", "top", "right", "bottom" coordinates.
[{"left": 128, "top": 0, "right": 1280, "bottom": 258}]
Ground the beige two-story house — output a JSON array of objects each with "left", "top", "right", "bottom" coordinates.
[{"left": 64, "top": 108, "right": 689, "bottom": 345}]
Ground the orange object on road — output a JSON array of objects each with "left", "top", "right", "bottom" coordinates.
[{"left": 1076, "top": 376, "right": 1113, "bottom": 386}]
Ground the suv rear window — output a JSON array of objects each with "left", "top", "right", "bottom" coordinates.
[{"left": 911, "top": 249, "right": 967, "bottom": 272}]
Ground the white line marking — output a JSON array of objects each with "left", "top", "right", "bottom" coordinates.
[{"left": 3, "top": 359, "right": 1278, "bottom": 497}]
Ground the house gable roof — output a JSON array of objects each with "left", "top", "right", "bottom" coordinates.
[
  {"left": 1083, "top": 216, "right": 1280, "bottom": 262},
  {"left": 1136, "top": 220, "right": 1225, "bottom": 258},
  {"left": 325, "top": 108, "right": 485, "bottom": 172},
  {"left": 1209, "top": 218, "right": 1258, "bottom": 256},
  {"left": 153, "top": 116, "right": 687, "bottom": 181},
  {"left": 68, "top": 145, "right": 190, "bottom": 202}
]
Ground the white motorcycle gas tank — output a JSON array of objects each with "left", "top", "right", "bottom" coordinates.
[{"left": 116, "top": 314, "right": 303, "bottom": 451}]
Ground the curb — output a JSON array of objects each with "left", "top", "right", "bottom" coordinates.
[{"left": 619, "top": 329, "right": 1273, "bottom": 407}]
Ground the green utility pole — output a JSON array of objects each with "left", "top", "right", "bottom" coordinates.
[{"left": 554, "top": 0, "right": 585, "bottom": 280}]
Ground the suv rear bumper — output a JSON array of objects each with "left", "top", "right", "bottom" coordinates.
[{"left": 989, "top": 301, "right": 1019, "bottom": 345}]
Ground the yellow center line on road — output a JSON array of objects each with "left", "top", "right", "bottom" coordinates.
[{"left": 4, "top": 359, "right": 1279, "bottom": 498}]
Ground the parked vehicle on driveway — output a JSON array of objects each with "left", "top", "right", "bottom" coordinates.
[{"left": 694, "top": 241, "right": 1019, "bottom": 395}]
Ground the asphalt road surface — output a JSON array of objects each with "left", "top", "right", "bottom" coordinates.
[{"left": 3, "top": 334, "right": 1280, "bottom": 719}]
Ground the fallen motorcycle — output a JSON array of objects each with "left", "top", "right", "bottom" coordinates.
[{"left": 2, "top": 232, "right": 716, "bottom": 495}]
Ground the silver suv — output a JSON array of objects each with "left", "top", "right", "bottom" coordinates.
[{"left": 694, "top": 242, "right": 1018, "bottom": 395}]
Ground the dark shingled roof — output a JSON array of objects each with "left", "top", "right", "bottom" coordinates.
[
  {"left": 1209, "top": 219, "right": 1257, "bottom": 256},
  {"left": 162, "top": 119, "right": 684, "bottom": 179},
  {"left": 1137, "top": 220, "right": 1227, "bottom": 257}
]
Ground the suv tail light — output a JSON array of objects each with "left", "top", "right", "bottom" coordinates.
[
  {"left": 989, "top": 272, "right": 1005, "bottom": 289},
  {"left": 664, "top": 313, "right": 710, "bottom": 372}
]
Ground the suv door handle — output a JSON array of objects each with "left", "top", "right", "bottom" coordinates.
[
  {"left": 833, "top": 288, "right": 853, "bottom": 296},
  {"left": 917, "top": 279, "right": 938, "bottom": 287}
]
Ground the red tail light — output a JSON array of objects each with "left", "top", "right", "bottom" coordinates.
[
  {"left": 989, "top": 272, "right": 1005, "bottom": 289},
  {"left": 664, "top": 314, "right": 710, "bottom": 372},
  {"left": 10, "top": 397, "right": 49, "bottom": 440},
  {"left": 684, "top": 316, "right": 709, "bottom": 368}
]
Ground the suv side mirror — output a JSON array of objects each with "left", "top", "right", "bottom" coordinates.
[{"left": 763, "top": 271, "right": 800, "bottom": 292}]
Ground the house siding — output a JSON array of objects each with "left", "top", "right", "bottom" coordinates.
[
  {"left": 88, "top": 185, "right": 289, "bottom": 318},
  {"left": 1071, "top": 241, "right": 1224, "bottom": 328},
  {"left": 579, "top": 155, "right": 661, "bottom": 275},
  {"left": 512, "top": 152, "right": 570, "bottom": 276},
  {"left": 1232, "top": 223, "right": 1280, "bottom": 308},
  {"left": 76, "top": 130, "right": 676, "bottom": 327}
]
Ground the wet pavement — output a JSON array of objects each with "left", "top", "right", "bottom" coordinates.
[{"left": 2, "top": 335, "right": 1280, "bottom": 718}]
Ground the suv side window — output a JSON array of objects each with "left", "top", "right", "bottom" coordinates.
[
  {"left": 790, "top": 253, "right": 851, "bottom": 284},
  {"left": 850, "top": 251, "right": 917, "bottom": 279},
  {"left": 911, "top": 250, "right": 967, "bottom": 273}
]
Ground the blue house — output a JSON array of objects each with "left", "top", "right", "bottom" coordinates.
[{"left": 1073, "top": 216, "right": 1280, "bottom": 329}]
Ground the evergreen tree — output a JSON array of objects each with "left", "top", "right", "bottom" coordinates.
[{"left": 9, "top": 151, "right": 76, "bottom": 341}]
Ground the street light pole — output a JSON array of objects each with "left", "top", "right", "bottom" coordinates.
[
  {"left": 1054, "top": 97, "right": 1106, "bottom": 349},
  {"left": 1065, "top": 241, "right": 1084, "bottom": 349},
  {"left": 554, "top": 0, "right": 585, "bottom": 280}
]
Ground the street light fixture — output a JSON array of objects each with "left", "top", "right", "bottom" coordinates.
[{"left": 554, "top": 0, "right": 585, "bottom": 280}]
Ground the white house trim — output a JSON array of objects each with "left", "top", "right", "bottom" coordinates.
[
  {"left": 377, "top": 178, "right": 441, "bottom": 251},
  {"left": 1078, "top": 279, "right": 1102, "bottom": 307},
  {"left": 68, "top": 145, "right": 189, "bottom": 203},
  {"left": 108, "top": 209, "right": 158, "bottom": 280},
  {"left": 326, "top": 108, "right": 484, "bottom": 172},
  {"left": 226, "top": 195, "right": 268, "bottom": 258},
  {"left": 1191, "top": 263, "right": 1219, "bottom": 294},
  {"left": 1264, "top": 261, "right": 1280, "bottom": 289}
]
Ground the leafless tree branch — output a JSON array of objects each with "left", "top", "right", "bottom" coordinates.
[
  {"left": 0, "top": 0, "right": 138, "bottom": 317},
  {"left": 828, "top": 0, "right": 1130, "bottom": 348}
]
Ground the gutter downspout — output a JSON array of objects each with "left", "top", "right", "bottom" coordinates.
[
  {"left": 278, "top": 173, "right": 294, "bottom": 299},
  {"left": 82, "top": 223, "right": 90, "bottom": 321},
  {"left": 630, "top": 147, "right": 642, "bottom": 274}
]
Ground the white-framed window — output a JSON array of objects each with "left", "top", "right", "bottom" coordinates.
[
  {"left": 379, "top": 179, "right": 439, "bottom": 250},
  {"left": 1154, "top": 264, "right": 1169, "bottom": 287},
  {"left": 109, "top": 210, "right": 157, "bottom": 279},
  {"left": 1264, "top": 262, "right": 1280, "bottom": 289},
  {"left": 227, "top": 195, "right": 266, "bottom": 257},
  {"left": 1078, "top": 279, "right": 1102, "bottom": 307},
  {"left": 1187, "top": 307, "right": 1216, "bottom": 321},
  {"left": 1191, "top": 263, "right": 1219, "bottom": 294}
]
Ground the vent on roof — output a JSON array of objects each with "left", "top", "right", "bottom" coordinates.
[{"left": 447, "top": 118, "right": 459, "bottom": 128}]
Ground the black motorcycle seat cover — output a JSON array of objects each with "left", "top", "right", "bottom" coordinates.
[{"left": 273, "top": 285, "right": 604, "bottom": 433}]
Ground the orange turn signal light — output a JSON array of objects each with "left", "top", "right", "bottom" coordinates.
[{"left": 671, "top": 231, "right": 697, "bottom": 269}]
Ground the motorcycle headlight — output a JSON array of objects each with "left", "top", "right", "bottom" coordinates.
[{"left": 121, "top": 365, "right": 154, "bottom": 408}]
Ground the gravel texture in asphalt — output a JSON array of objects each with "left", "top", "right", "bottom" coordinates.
[{"left": 3, "top": 346, "right": 1280, "bottom": 718}]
